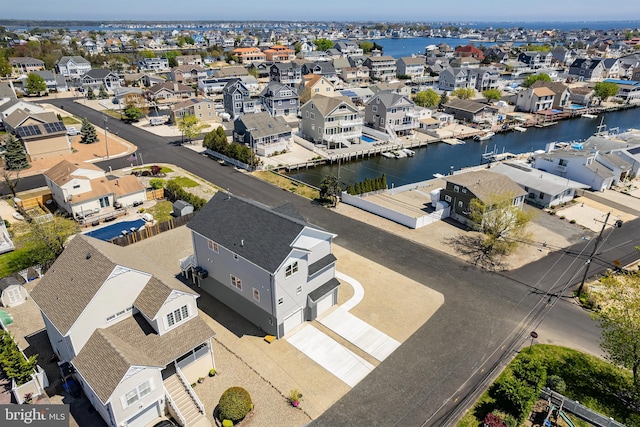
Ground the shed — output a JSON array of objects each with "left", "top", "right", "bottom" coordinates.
[
  {"left": 172, "top": 200, "right": 194, "bottom": 217},
  {"left": 0, "top": 276, "right": 28, "bottom": 307}
]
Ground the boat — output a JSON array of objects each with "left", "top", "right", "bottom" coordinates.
[
  {"left": 474, "top": 132, "right": 495, "bottom": 141},
  {"left": 394, "top": 150, "right": 408, "bottom": 158},
  {"left": 381, "top": 152, "right": 395, "bottom": 158},
  {"left": 581, "top": 113, "right": 598, "bottom": 119},
  {"left": 401, "top": 148, "right": 415, "bottom": 157},
  {"left": 513, "top": 126, "right": 527, "bottom": 132}
]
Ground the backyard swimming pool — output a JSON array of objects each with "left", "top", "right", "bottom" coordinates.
[
  {"left": 362, "top": 135, "right": 376, "bottom": 143},
  {"left": 84, "top": 219, "right": 146, "bottom": 242}
]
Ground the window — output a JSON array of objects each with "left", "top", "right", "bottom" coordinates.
[
  {"left": 372, "top": 106, "right": 377, "bottom": 113},
  {"left": 458, "top": 201, "right": 463, "bottom": 208},
  {"left": 208, "top": 240, "right": 219, "bottom": 253},
  {"left": 167, "top": 305, "right": 189, "bottom": 327},
  {"left": 559, "top": 159, "right": 568, "bottom": 167},
  {"left": 253, "top": 288, "right": 260, "bottom": 302},
  {"left": 231, "top": 275, "right": 242, "bottom": 290},
  {"left": 99, "top": 197, "right": 110, "bottom": 208},
  {"left": 462, "top": 188, "right": 467, "bottom": 193},
  {"left": 444, "top": 195, "right": 452, "bottom": 202},
  {"left": 296, "top": 285, "right": 302, "bottom": 295},
  {"left": 315, "top": 88, "right": 320, "bottom": 93},
  {"left": 122, "top": 379, "right": 154, "bottom": 409},
  {"left": 285, "top": 261, "right": 299, "bottom": 277},
  {"left": 454, "top": 185, "right": 460, "bottom": 192}
]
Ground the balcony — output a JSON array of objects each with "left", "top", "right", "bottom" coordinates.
[
  {"left": 390, "top": 120, "right": 418, "bottom": 131},
  {"left": 339, "top": 118, "right": 364, "bottom": 127},
  {"left": 326, "top": 130, "right": 362, "bottom": 142}
]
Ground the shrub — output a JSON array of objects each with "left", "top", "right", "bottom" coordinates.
[
  {"left": 218, "top": 387, "right": 253, "bottom": 422},
  {"left": 141, "top": 170, "right": 150, "bottom": 177},
  {"left": 569, "top": 219, "right": 576, "bottom": 224},
  {"left": 222, "top": 420, "right": 233, "bottom": 427},
  {"left": 150, "top": 165, "right": 161, "bottom": 176},
  {"left": 482, "top": 412, "right": 507, "bottom": 427},
  {"left": 209, "top": 368, "right": 216, "bottom": 377},
  {"left": 149, "top": 178, "right": 165, "bottom": 189},
  {"left": 546, "top": 375, "right": 567, "bottom": 394}
]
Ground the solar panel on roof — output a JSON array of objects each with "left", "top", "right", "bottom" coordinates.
[
  {"left": 16, "top": 125, "right": 42, "bottom": 137},
  {"left": 628, "top": 146, "right": 640, "bottom": 155},
  {"left": 342, "top": 90, "right": 357, "bottom": 97},
  {"left": 43, "top": 121, "right": 66, "bottom": 133}
]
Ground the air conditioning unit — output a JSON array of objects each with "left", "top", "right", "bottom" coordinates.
[{"left": 67, "top": 194, "right": 73, "bottom": 201}]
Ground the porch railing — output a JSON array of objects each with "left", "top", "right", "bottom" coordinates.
[
  {"left": 164, "top": 386, "right": 187, "bottom": 427},
  {"left": 176, "top": 366, "right": 205, "bottom": 415}
]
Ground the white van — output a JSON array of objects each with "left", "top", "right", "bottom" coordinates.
[{"left": 150, "top": 118, "right": 166, "bottom": 126}]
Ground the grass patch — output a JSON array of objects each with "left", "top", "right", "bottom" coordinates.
[
  {"left": 61, "top": 116, "right": 81, "bottom": 125},
  {"left": 168, "top": 176, "right": 199, "bottom": 188},
  {"left": 0, "top": 248, "right": 34, "bottom": 278},
  {"left": 458, "top": 344, "right": 637, "bottom": 427},
  {"left": 101, "top": 109, "right": 122, "bottom": 120},
  {"left": 145, "top": 200, "right": 173, "bottom": 222},
  {"left": 133, "top": 166, "right": 174, "bottom": 174},
  {"left": 254, "top": 171, "right": 319, "bottom": 200}
]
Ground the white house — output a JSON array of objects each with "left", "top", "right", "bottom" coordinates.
[{"left": 56, "top": 56, "right": 92, "bottom": 79}]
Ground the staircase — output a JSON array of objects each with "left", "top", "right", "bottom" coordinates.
[{"left": 164, "top": 375, "right": 210, "bottom": 427}]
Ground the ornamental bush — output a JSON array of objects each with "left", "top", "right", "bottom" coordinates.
[{"left": 218, "top": 387, "right": 253, "bottom": 422}]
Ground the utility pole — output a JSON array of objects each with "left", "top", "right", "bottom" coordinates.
[{"left": 577, "top": 211, "right": 611, "bottom": 297}]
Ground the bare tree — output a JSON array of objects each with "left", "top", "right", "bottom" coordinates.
[{"left": 1, "top": 168, "right": 21, "bottom": 199}]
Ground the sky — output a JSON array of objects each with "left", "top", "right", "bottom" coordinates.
[{"left": 4, "top": 0, "right": 640, "bottom": 23}]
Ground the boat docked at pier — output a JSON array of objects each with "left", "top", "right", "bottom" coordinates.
[{"left": 474, "top": 131, "right": 495, "bottom": 141}]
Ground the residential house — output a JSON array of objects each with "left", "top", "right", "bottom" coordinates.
[
  {"left": 56, "top": 56, "right": 92, "bottom": 79},
  {"left": 338, "top": 87, "right": 374, "bottom": 105},
  {"left": 30, "top": 235, "right": 216, "bottom": 427},
  {"left": 369, "top": 82, "right": 411, "bottom": 97},
  {"left": 259, "top": 81, "right": 299, "bottom": 117},
  {"left": 472, "top": 67, "right": 500, "bottom": 92},
  {"left": 171, "top": 98, "right": 217, "bottom": 123},
  {"left": 81, "top": 69, "right": 122, "bottom": 93},
  {"left": 270, "top": 63, "right": 303, "bottom": 86},
  {"left": 300, "top": 94, "right": 363, "bottom": 148},
  {"left": 454, "top": 45, "right": 484, "bottom": 60},
  {"left": 333, "top": 41, "right": 363, "bottom": 57},
  {"left": 9, "top": 57, "right": 45, "bottom": 77},
  {"left": 339, "top": 66, "right": 370, "bottom": 88},
  {"left": 363, "top": 55, "right": 397, "bottom": 81},
  {"left": 364, "top": 91, "right": 419, "bottom": 136},
  {"left": 568, "top": 58, "right": 607, "bottom": 82},
  {"left": 146, "top": 82, "right": 194, "bottom": 104},
  {"left": 603, "top": 79, "right": 640, "bottom": 103},
  {"left": 222, "top": 79, "right": 259, "bottom": 119},
  {"left": 138, "top": 57, "right": 170, "bottom": 73},
  {"left": 29, "top": 70, "right": 68, "bottom": 92},
  {"left": 43, "top": 160, "right": 146, "bottom": 220},
  {"left": 530, "top": 81, "right": 571, "bottom": 109},
  {"left": 263, "top": 45, "right": 296, "bottom": 62},
  {"left": 0, "top": 82, "right": 17, "bottom": 109},
  {"left": 439, "top": 170, "right": 526, "bottom": 228},
  {"left": 516, "top": 86, "right": 555, "bottom": 113},
  {"left": 302, "top": 74, "right": 335, "bottom": 98},
  {"left": 449, "top": 56, "right": 481, "bottom": 69},
  {"left": 443, "top": 99, "right": 488, "bottom": 122},
  {"left": 569, "top": 86, "right": 595, "bottom": 106},
  {"left": 170, "top": 65, "right": 208, "bottom": 84},
  {"left": 211, "top": 66, "right": 250, "bottom": 79},
  {"left": 301, "top": 62, "right": 338, "bottom": 84},
  {"left": 550, "top": 47, "right": 577, "bottom": 66},
  {"left": 602, "top": 58, "right": 622, "bottom": 79},
  {"left": 176, "top": 55, "right": 203, "bottom": 66},
  {"left": 4, "top": 109, "right": 69, "bottom": 161},
  {"left": 230, "top": 47, "right": 266, "bottom": 64},
  {"left": 233, "top": 111, "right": 292, "bottom": 156},
  {"left": 490, "top": 162, "right": 589, "bottom": 208},
  {"left": 184, "top": 192, "right": 338, "bottom": 338},
  {"left": 112, "top": 87, "right": 144, "bottom": 106},
  {"left": 0, "top": 98, "right": 45, "bottom": 120},
  {"left": 438, "top": 67, "right": 477, "bottom": 91},
  {"left": 396, "top": 56, "right": 425, "bottom": 79},
  {"left": 517, "top": 51, "right": 553, "bottom": 69}
]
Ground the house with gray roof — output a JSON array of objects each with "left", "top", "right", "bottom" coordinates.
[
  {"left": 232, "top": 111, "right": 292, "bottom": 156},
  {"left": 490, "top": 162, "right": 589, "bottom": 208},
  {"left": 364, "top": 91, "right": 419, "bottom": 136},
  {"left": 81, "top": 68, "right": 122, "bottom": 93},
  {"left": 259, "top": 81, "right": 299, "bottom": 117},
  {"left": 300, "top": 94, "right": 363, "bottom": 148},
  {"left": 56, "top": 55, "right": 92, "bottom": 79},
  {"left": 31, "top": 235, "right": 216, "bottom": 427},
  {"left": 185, "top": 192, "right": 339, "bottom": 338},
  {"left": 396, "top": 56, "right": 425, "bottom": 79}
]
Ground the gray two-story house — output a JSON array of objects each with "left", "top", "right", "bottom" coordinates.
[
  {"left": 300, "top": 94, "right": 363, "bottom": 148},
  {"left": 269, "top": 63, "right": 303, "bottom": 86},
  {"left": 222, "top": 79, "right": 259, "bottom": 119},
  {"left": 185, "top": 193, "right": 339, "bottom": 338},
  {"left": 363, "top": 55, "right": 397, "bottom": 81},
  {"left": 259, "top": 81, "right": 299, "bottom": 117},
  {"left": 364, "top": 91, "right": 419, "bottom": 136}
]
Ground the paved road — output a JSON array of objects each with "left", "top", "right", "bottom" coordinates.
[{"left": 7, "top": 99, "right": 638, "bottom": 426}]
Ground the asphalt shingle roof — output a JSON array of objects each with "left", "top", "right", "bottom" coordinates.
[{"left": 445, "top": 170, "right": 526, "bottom": 202}]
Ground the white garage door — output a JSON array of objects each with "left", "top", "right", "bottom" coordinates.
[
  {"left": 283, "top": 309, "right": 303, "bottom": 336},
  {"left": 316, "top": 293, "right": 333, "bottom": 317},
  {"left": 126, "top": 402, "right": 160, "bottom": 427}
]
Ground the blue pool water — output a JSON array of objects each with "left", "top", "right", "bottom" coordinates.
[
  {"left": 362, "top": 135, "right": 376, "bottom": 143},
  {"left": 84, "top": 219, "right": 146, "bottom": 242},
  {"left": 569, "top": 104, "right": 586, "bottom": 109}
]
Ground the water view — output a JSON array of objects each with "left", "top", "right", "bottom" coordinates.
[{"left": 287, "top": 108, "right": 640, "bottom": 189}]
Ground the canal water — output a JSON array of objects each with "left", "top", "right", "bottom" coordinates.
[{"left": 287, "top": 108, "right": 640, "bottom": 189}]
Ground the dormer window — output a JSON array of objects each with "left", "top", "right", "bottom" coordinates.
[
  {"left": 167, "top": 305, "right": 189, "bottom": 327},
  {"left": 285, "top": 261, "right": 298, "bottom": 277}
]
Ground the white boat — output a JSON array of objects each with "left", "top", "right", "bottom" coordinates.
[
  {"left": 381, "top": 152, "right": 395, "bottom": 158},
  {"left": 394, "top": 150, "right": 408, "bottom": 158},
  {"left": 402, "top": 148, "right": 415, "bottom": 157},
  {"left": 582, "top": 113, "right": 598, "bottom": 119},
  {"left": 513, "top": 126, "right": 527, "bottom": 132},
  {"left": 474, "top": 132, "right": 495, "bottom": 141}
]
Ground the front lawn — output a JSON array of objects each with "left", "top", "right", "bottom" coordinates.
[
  {"left": 458, "top": 345, "right": 638, "bottom": 427},
  {"left": 168, "top": 176, "right": 199, "bottom": 188},
  {"left": 61, "top": 116, "right": 81, "bottom": 125}
]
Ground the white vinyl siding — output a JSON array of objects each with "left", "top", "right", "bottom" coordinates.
[
  {"left": 121, "top": 379, "right": 154, "bottom": 409},
  {"left": 167, "top": 305, "right": 189, "bottom": 327}
]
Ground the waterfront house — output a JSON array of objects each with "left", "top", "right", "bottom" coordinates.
[
  {"left": 443, "top": 99, "right": 488, "bottom": 123},
  {"left": 472, "top": 67, "right": 500, "bottom": 92},
  {"left": 184, "top": 192, "right": 339, "bottom": 339},
  {"left": 56, "top": 56, "right": 91, "bottom": 79},
  {"left": 4, "top": 109, "right": 69, "bottom": 161},
  {"left": 568, "top": 58, "right": 606, "bottom": 82},
  {"left": 30, "top": 235, "right": 216, "bottom": 427},
  {"left": 233, "top": 111, "right": 292, "bottom": 156},
  {"left": 260, "top": 81, "right": 299, "bottom": 117},
  {"left": 300, "top": 94, "right": 363, "bottom": 148},
  {"left": 490, "top": 162, "right": 589, "bottom": 208},
  {"left": 515, "top": 87, "right": 555, "bottom": 113},
  {"left": 530, "top": 81, "right": 571, "bottom": 110},
  {"left": 363, "top": 55, "right": 397, "bottom": 81},
  {"left": 602, "top": 79, "right": 640, "bottom": 103},
  {"left": 439, "top": 170, "right": 526, "bottom": 228},
  {"left": 81, "top": 69, "right": 122, "bottom": 93},
  {"left": 569, "top": 86, "right": 595, "bottom": 106},
  {"left": 365, "top": 91, "right": 419, "bottom": 137},
  {"left": 333, "top": 41, "right": 363, "bottom": 57},
  {"left": 44, "top": 160, "right": 146, "bottom": 220}
]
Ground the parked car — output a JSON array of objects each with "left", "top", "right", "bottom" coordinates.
[
  {"left": 150, "top": 117, "right": 166, "bottom": 126},
  {"left": 66, "top": 127, "right": 80, "bottom": 136}
]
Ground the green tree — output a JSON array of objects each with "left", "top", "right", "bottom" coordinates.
[
  {"left": 293, "top": 41, "right": 302, "bottom": 53},
  {"left": 124, "top": 107, "right": 143, "bottom": 122},
  {"left": 319, "top": 174, "right": 341, "bottom": 207},
  {"left": 122, "top": 93, "right": 148, "bottom": 121},
  {"left": 313, "top": 38, "right": 334, "bottom": 51},
  {"left": 80, "top": 117, "right": 98, "bottom": 144},
  {"left": 86, "top": 86, "right": 96, "bottom": 100},
  {"left": 483, "top": 89, "right": 502, "bottom": 102},
  {"left": 594, "top": 82, "right": 620, "bottom": 103},
  {"left": 25, "top": 73, "right": 47, "bottom": 95},
  {"left": 98, "top": 85, "right": 108, "bottom": 99},
  {"left": 0, "top": 56, "right": 11, "bottom": 78},
  {"left": 414, "top": 89, "right": 440, "bottom": 108},
  {"left": 3, "top": 135, "right": 30, "bottom": 171},
  {"left": 439, "top": 91, "right": 449, "bottom": 108},
  {"left": 451, "top": 87, "right": 475, "bottom": 100},
  {"left": 359, "top": 41, "right": 374, "bottom": 54},
  {"left": 13, "top": 214, "right": 79, "bottom": 269},
  {"left": 163, "top": 50, "right": 179, "bottom": 67},
  {"left": 522, "top": 73, "right": 551, "bottom": 88},
  {"left": 0, "top": 330, "right": 38, "bottom": 386},
  {"left": 140, "top": 49, "right": 155, "bottom": 59},
  {"left": 596, "top": 271, "right": 640, "bottom": 397},
  {"left": 178, "top": 114, "right": 205, "bottom": 143}
]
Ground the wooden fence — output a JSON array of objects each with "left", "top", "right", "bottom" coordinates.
[{"left": 109, "top": 212, "right": 195, "bottom": 247}]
